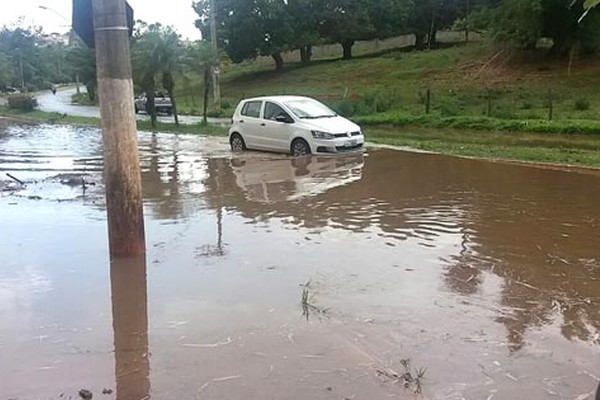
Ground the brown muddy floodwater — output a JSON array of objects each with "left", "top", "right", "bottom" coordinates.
[{"left": 0, "top": 122, "right": 599, "bottom": 400}]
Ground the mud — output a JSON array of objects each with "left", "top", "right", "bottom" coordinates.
[{"left": 0, "top": 123, "right": 598, "bottom": 399}]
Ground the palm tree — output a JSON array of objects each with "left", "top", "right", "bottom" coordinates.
[
  {"left": 182, "top": 41, "right": 219, "bottom": 124},
  {"left": 132, "top": 23, "right": 183, "bottom": 127},
  {"left": 156, "top": 27, "right": 183, "bottom": 125}
]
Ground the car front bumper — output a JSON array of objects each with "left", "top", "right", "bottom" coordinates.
[{"left": 312, "top": 137, "right": 365, "bottom": 154}]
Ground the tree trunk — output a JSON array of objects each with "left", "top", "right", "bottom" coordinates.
[
  {"left": 272, "top": 52, "right": 284, "bottom": 71},
  {"left": 341, "top": 40, "right": 354, "bottom": 60},
  {"left": 163, "top": 71, "right": 179, "bottom": 125},
  {"left": 92, "top": 0, "right": 146, "bottom": 257},
  {"left": 415, "top": 33, "right": 426, "bottom": 50},
  {"left": 142, "top": 72, "right": 156, "bottom": 128},
  {"left": 203, "top": 67, "right": 210, "bottom": 125},
  {"left": 428, "top": 29, "right": 438, "bottom": 49},
  {"left": 168, "top": 89, "right": 178, "bottom": 125},
  {"left": 428, "top": 8, "right": 437, "bottom": 50},
  {"left": 300, "top": 45, "right": 312, "bottom": 64},
  {"left": 550, "top": 35, "right": 573, "bottom": 58},
  {"left": 85, "top": 81, "right": 97, "bottom": 101}
]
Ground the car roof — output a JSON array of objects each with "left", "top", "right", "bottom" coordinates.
[{"left": 240, "top": 95, "right": 316, "bottom": 103}]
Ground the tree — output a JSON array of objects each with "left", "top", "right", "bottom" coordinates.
[
  {"left": 182, "top": 40, "right": 219, "bottom": 123},
  {"left": 65, "top": 42, "right": 97, "bottom": 100},
  {"left": 132, "top": 22, "right": 184, "bottom": 126},
  {"left": 407, "top": 0, "right": 464, "bottom": 50},
  {"left": 0, "top": 50, "right": 15, "bottom": 89},
  {"left": 288, "top": 0, "right": 323, "bottom": 63},
  {"left": 490, "top": 0, "right": 600, "bottom": 56},
  {"left": 0, "top": 26, "right": 80, "bottom": 91},
  {"left": 194, "top": 0, "right": 294, "bottom": 71},
  {"left": 491, "top": 0, "right": 542, "bottom": 50},
  {"left": 319, "top": 0, "right": 411, "bottom": 60},
  {"left": 0, "top": 26, "right": 46, "bottom": 91},
  {"left": 319, "top": 0, "right": 374, "bottom": 60}
]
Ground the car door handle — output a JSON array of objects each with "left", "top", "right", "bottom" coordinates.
[
  {"left": 260, "top": 123, "right": 266, "bottom": 126},
  {"left": 238, "top": 120, "right": 244, "bottom": 123}
]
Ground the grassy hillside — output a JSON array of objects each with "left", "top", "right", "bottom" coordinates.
[{"left": 177, "top": 38, "right": 600, "bottom": 125}]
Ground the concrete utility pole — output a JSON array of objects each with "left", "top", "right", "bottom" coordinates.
[
  {"left": 92, "top": 0, "right": 146, "bottom": 257},
  {"left": 210, "top": 0, "right": 221, "bottom": 110}
]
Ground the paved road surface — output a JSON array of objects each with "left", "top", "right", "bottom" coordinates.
[{"left": 36, "top": 87, "right": 229, "bottom": 126}]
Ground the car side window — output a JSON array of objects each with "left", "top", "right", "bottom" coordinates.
[
  {"left": 264, "top": 102, "right": 291, "bottom": 121},
  {"left": 241, "top": 101, "right": 262, "bottom": 118}
]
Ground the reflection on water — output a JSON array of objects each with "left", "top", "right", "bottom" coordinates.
[
  {"left": 202, "top": 149, "right": 600, "bottom": 351},
  {"left": 230, "top": 153, "right": 364, "bottom": 203},
  {"left": 110, "top": 256, "right": 150, "bottom": 400},
  {"left": 1, "top": 123, "right": 599, "bottom": 399}
]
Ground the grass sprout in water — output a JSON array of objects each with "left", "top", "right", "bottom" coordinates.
[
  {"left": 377, "top": 358, "right": 427, "bottom": 395},
  {"left": 300, "top": 281, "right": 329, "bottom": 321}
]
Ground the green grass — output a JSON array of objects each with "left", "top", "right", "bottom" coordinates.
[
  {"left": 355, "top": 113, "right": 600, "bottom": 134},
  {"left": 71, "top": 93, "right": 97, "bottom": 106},
  {"left": 0, "top": 106, "right": 228, "bottom": 136},
  {"left": 367, "top": 126, "right": 600, "bottom": 168}
]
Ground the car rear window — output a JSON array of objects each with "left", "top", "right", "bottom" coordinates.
[{"left": 241, "top": 101, "right": 262, "bottom": 118}]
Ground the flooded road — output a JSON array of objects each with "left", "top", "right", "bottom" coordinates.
[
  {"left": 36, "top": 87, "right": 229, "bottom": 126},
  {"left": 0, "top": 122, "right": 599, "bottom": 399}
]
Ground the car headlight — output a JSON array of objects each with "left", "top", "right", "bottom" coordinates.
[{"left": 311, "top": 130, "right": 334, "bottom": 140}]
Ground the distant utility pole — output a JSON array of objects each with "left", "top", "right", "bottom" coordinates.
[
  {"left": 92, "top": 0, "right": 146, "bottom": 257},
  {"left": 210, "top": 0, "right": 221, "bottom": 110}
]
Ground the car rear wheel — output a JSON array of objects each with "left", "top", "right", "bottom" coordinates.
[
  {"left": 230, "top": 133, "right": 246, "bottom": 152},
  {"left": 291, "top": 138, "right": 311, "bottom": 157}
]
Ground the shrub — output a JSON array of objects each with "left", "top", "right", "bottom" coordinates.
[
  {"left": 8, "top": 94, "right": 38, "bottom": 111},
  {"left": 220, "top": 99, "right": 232, "bottom": 109},
  {"left": 352, "top": 99, "right": 375, "bottom": 115},
  {"left": 574, "top": 98, "right": 590, "bottom": 111},
  {"left": 374, "top": 90, "right": 401, "bottom": 113},
  {"left": 437, "top": 101, "right": 460, "bottom": 117},
  {"left": 521, "top": 101, "right": 534, "bottom": 110},
  {"left": 335, "top": 99, "right": 355, "bottom": 117}
]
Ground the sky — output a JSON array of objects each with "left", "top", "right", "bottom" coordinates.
[{"left": 0, "top": 0, "right": 202, "bottom": 40}]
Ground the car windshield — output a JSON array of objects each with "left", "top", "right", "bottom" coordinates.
[{"left": 284, "top": 99, "right": 337, "bottom": 119}]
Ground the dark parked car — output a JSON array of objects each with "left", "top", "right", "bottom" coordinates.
[
  {"left": 134, "top": 91, "right": 173, "bottom": 115},
  {"left": 1, "top": 86, "right": 19, "bottom": 94}
]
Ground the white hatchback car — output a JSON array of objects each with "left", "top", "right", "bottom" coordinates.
[{"left": 228, "top": 96, "right": 364, "bottom": 156}]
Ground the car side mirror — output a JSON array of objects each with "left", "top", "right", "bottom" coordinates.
[{"left": 275, "top": 115, "right": 293, "bottom": 124}]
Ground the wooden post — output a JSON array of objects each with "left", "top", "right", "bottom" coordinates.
[
  {"left": 487, "top": 89, "right": 492, "bottom": 117},
  {"left": 425, "top": 88, "right": 431, "bottom": 114},
  {"left": 92, "top": 0, "right": 146, "bottom": 257}
]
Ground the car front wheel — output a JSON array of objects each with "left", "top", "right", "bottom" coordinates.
[
  {"left": 230, "top": 133, "right": 246, "bottom": 152},
  {"left": 291, "top": 138, "right": 311, "bottom": 157}
]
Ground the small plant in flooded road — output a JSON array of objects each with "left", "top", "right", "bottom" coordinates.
[
  {"left": 300, "top": 280, "right": 329, "bottom": 321},
  {"left": 377, "top": 358, "right": 427, "bottom": 395}
]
